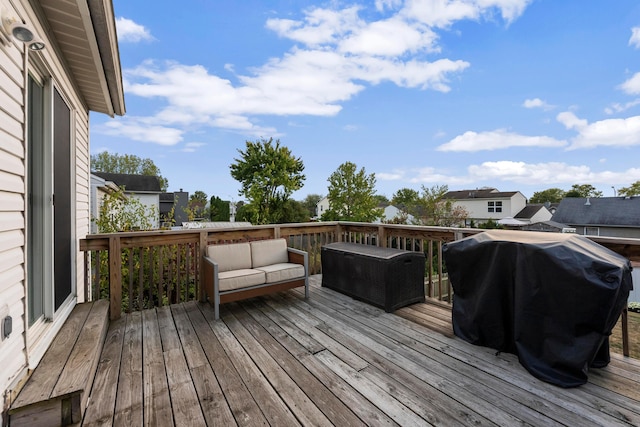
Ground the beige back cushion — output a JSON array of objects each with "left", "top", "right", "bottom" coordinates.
[
  {"left": 251, "top": 239, "right": 288, "bottom": 268},
  {"left": 207, "top": 242, "right": 252, "bottom": 272}
]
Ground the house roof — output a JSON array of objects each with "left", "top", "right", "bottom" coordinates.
[
  {"left": 38, "top": 0, "right": 125, "bottom": 116},
  {"left": 515, "top": 205, "right": 546, "bottom": 219},
  {"left": 540, "top": 220, "right": 572, "bottom": 230},
  {"left": 92, "top": 172, "right": 161, "bottom": 192},
  {"left": 552, "top": 197, "right": 640, "bottom": 227},
  {"left": 444, "top": 189, "right": 520, "bottom": 200}
]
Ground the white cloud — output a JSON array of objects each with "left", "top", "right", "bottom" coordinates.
[
  {"left": 115, "top": 1, "right": 530, "bottom": 143},
  {"left": 565, "top": 115, "right": 640, "bottom": 150},
  {"left": 339, "top": 17, "right": 439, "bottom": 56},
  {"left": 265, "top": 7, "right": 362, "bottom": 46},
  {"left": 523, "top": 97, "right": 554, "bottom": 110},
  {"left": 401, "top": 0, "right": 532, "bottom": 28},
  {"left": 116, "top": 17, "right": 153, "bottom": 43},
  {"left": 382, "top": 161, "right": 640, "bottom": 188},
  {"left": 630, "top": 27, "right": 640, "bottom": 48},
  {"left": 557, "top": 111, "right": 588, "bottom": 130},
  {"left": 604, "top": 98, "right": 640, "bottom": 115},
  {"left": 375, "top": 0, "right": 403, "bottom": 12},
  {"left": 466, "top": 161, "right": 640, "bottom": 185},
  {"left": 377, "top": 171, "right": 405, "bottom": 180},
  {"left": 437, "top": 129, "right": 566, "bottom": 151},
  {"left": 619, "top": 72, "right": 640, "bottom": 95},
  {"left": 181, "top": 142, "right": 205, "bottom": 153},
  {"left": 100, "top": 119, "right": 183, "bottom": 146}
]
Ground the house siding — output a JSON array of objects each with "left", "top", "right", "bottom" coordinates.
[
  {"left": 452, "top": 193, "right": 527, "bottom": 222},
  {"left": 1, "top": 0, "right": 95, "bottom": 412},
  {"left": 0, "top": 18, "right": 29, "bottom": 406}
]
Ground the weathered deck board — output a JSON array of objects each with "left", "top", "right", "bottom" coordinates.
[
  {"left": 297, "top": 283, "right": 640, "bottom": 426},
  {"left": 170, "top": 304, "right": 237, "bottom": 426},
  {"left": 10, "top": 301, "right": 109, "bottom": 427},
  {"left": 157, "top": 306, "right": 207, "bottom": 427},
  {"left": 113, "top": 311, "right": 143, "bottom": 426},
  {"left": 184, "top": 302, "right": 268, "bottom": 426},
  {"left": 83, "top": 316, "right": 125, "bottom": 427},
  {"left": 141, "top": 308, "right": 173, "bottom": 426},
  {"left": 82, "top": 275, "right": 640, "bottom": 426}
]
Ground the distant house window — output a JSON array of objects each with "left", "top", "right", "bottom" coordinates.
[
  {"left": 585, "top": 227, "right": 599, "bottom": 236},
  {"left": 488, "top": 201, "right": 502, "bottom": 213}
]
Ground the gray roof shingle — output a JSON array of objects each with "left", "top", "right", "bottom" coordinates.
[
  {"left": 444, "top": 189, "right": 519, "bottom": 200},
  {"left": 551, "top": 197, "right": 640, "bottom": 227},
  {"left": 92, "top": 172, "right": 161, "bottom": 192}
]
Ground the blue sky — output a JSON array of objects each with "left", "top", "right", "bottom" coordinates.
[{"left": 90, "top": 0, "right": 640, "bottom": 201}]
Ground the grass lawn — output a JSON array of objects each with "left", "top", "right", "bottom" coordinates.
[{"left": 610, "top": 310, "right": 640, "bottom": 359}]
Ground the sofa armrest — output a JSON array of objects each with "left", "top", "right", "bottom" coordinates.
[
  {"left": 202, "top": 255, "right": 220, "bottom": 301},
  {"left": 288, "top": 247, "right": 309, "bottom": 298},
  {"left": 287, "top": 247, "right": 307, "bottom": 269}
]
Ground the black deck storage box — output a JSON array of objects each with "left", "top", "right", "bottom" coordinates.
[
  {"left": 321, "top": 242, "right": 425, "bottom": 312},
  {"left": 443, "top": 230, "right": 633, "bottom": 387}
]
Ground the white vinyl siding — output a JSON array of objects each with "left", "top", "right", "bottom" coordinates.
[
  {"left": 0, "top": 24, "right": 28, "bottom": 400},
  {"left": 0, "top": 1, "right": 94, "bottom": 407}
]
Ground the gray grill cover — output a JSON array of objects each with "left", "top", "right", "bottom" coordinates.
[{"left": 443, "top": 230, "right": 633, "bottom": 387}]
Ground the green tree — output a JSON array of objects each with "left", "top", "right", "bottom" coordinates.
[
  {"left": 94, "top": 187, "right": 157, "bottom": 233},
  {"left": 230, "top": 138, "right": 305, "bottom": 224},
  {"left": 391, "top": 187, "right": 420, "bottom": 217},
  {"left": 186, "top": 190, "right": 208, "bottom": 219},
  {"left": 301, "top": 194, "right": 322, "bottom": 219},
  {"left": 209, "top": 195, "right": 230, "bottom": 221},
  {"left": 618, "top": 181, "right": 640, "bottom": 196},
  {"left": 565, "top": 184, "right": 603, "bottom": 198},
  {"left": 277, "top": 199, "right": 310, "bottom": 223},
  {"left": 91, "top": 151, "right": 168, "bottom": 191},
  {"left": 413, "top": 184, "right": 468, "bottom": 226},
  {"left": 529, "top": 188, "right": 566, "bottom": 204},
  {"left": 321, "top": 161, "right": 383, "bottom": 222},
  {"left": 478, "top": 218, "right": 503, "bottom": 229},
  {"left": 373, "top": 194, "right": 390, "bottom": 205}
]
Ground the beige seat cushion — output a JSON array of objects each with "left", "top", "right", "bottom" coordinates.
[
  {"left": 256, "top": 263, "right": 305, "bottom": 283},
  {"left": 218, "top": 269, "right": 266, "bottom": 292},
  {"left": 208, "top": 242, "right": 252, "bottom": 272},
  {"left": 251, "top": 239, "right": 289, "bottom": 268}
]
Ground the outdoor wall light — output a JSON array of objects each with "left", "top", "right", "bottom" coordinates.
[{"left": 0, "top": 6, "right": 45, "bottom": 51}]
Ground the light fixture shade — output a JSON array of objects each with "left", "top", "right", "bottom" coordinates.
[
  {"left": 28, "top": 39, "right": 45, "bottom": 51},
  {"left": 10, "top": 22, "right": 34, "bottom": 42}
]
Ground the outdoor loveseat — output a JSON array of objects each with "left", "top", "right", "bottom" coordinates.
[{"left": 202, "top": 238, "right": 309, "bottom": 319}]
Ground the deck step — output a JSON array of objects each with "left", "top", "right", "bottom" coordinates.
[{"left": 9, "top": 300, "right": 110, "bottom": 426}]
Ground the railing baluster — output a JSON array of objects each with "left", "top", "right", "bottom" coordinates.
[
  {"left": 128, "top": 248, "right": 133, "bottom": 312},
  {"left": 138, "top": 247, "right": 144, "bottom": 310}
]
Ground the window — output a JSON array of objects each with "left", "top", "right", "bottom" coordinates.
[
  {"left": 488, "top": 201, "right": 502, "bottom": 213},
  {"left": 27, "top": 72, "right": 74, "bottom": 328},
  {"left": 585, "top": 227, "right": 599, "bottom": 236}
]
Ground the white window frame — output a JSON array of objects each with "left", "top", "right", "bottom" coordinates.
[
  {"left": 584, "top": 226, "right": 600, "bottom": 236},
  {"left": 488, "top": 201, "right": 502, "bottom": 213}
]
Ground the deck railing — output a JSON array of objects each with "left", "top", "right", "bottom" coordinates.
[{"left": 79, "top": 222, "right": 640, "bottom": 354}]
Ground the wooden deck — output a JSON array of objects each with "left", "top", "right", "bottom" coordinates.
[{"left": 82, "top": 276, "right": 640, "bottom": 426}]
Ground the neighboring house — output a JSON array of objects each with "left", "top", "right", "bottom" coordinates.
[
  {"left": 92, "top": 172, "right": 163, "bottom": 229},
  {"left": 552, "top": 197, "right": 640, "bottom": 238},
  {"left": 444, "top": 188, "right": 527, "bottom": 226},
  {"left": 521, "top": 220, "right": 576, "bottom": 233},
  {"left": 160, "top": 189, "right": 189, "bottom": 227},
  {"left": 315, "top": 196, "right": 330, "bottom": 219},
  {"left": 514, "top": 204, "right": 553, "bottom": 224},
  {"left": 90, "top": 173, "right": 123, "bottom": 233},
  {"left": 0, "top": 0, "right": 124, "bottom": 417},
  {"left": 374, "top": 205, "right": 416, "bottom": 224}
]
